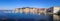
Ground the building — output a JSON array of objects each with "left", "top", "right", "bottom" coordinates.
[
  {"left": 14, "top": 7, "right": 47, "bottom": 15},
  {"left": 47, "top": 6, "right": 60, "bottom": 21},
  {"left": 36, "top": 8, "right": 47, "bottom": 14},
  {"left": 53, "top": 6, "right": 60, "bottom": 13},
  {"left": 47, "top": 6, "right": 60, "bottom": 14},
  {"left": 15, "top": 7, "right": 36, "bottom": 14}
]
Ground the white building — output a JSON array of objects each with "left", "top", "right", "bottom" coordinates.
[
  {"left": 53, "top": 7, "right": 60, "bottom": 13},
  {"left": 47, "top": 6, "right": 60, "bottom": 14}
]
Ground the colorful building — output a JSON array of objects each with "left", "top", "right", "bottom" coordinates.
[{"left": 15, "top": 7, "right": 47, "bottom": 15}]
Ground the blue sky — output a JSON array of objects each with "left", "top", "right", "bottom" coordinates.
[{"left": 0, "top": 0, "right": 60, "bottom": 10}]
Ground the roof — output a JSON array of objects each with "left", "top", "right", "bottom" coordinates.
[{"left": 53, "top": 6, "right": 60, "bottom": 7}]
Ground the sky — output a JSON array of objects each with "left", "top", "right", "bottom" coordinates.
[{"left": 0, "top": 0, "right": 60, "bottom": 10}]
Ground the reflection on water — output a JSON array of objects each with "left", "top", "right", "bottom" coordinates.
[{"left": 0, "top": 13, "right": 53, "bottom": 21}]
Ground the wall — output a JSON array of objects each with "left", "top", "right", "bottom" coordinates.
[{"left": 53, "top": 7, "right": 60, "bottom": 13}]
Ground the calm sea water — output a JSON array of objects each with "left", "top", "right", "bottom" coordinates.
[{"left": 0, "top": 13, "right": 53, "bottom": 21}]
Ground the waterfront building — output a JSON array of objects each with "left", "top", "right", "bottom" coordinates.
[
  {"left": 14, "top": 7, "right": 47, "bottom": 15},
  {"left": 37, "top": 8, "right": 47, "bottom": 15},
  {"left": 47, "top": 6, "right": 60, "bottom": 14},
  {"left": 15, "top": 7, "right": 36, "bottom": 14},
  {"left": 46, "top": 6, "right": 60, "bottom": 21}
]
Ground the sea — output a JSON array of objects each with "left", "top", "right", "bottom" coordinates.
[{"left": 0, "top": 12, "right": 53, "bottom": 21}]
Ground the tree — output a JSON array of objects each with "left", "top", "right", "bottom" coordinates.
[
  {"left": 57, "top": 10, "right": 60, "bottom": 21},
  {"left": 57, "top": 10, "right": 60, "bottom": 16}
]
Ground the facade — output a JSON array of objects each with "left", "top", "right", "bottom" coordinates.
[
  {"left": 15, "top": 7, "right": 47, "bottom": 15},
  {"left": 53, "top": 7, "right": 60, "bottom": 13},
  {"left": 47, "top": 6, "right": 60, "bottom": 14},
  {"left": 46, "top": 6, "right": 60, "bottom": 21},
  {"left": 0, "top": 6, "right": 60, "bottom": 15},
  {"left": 37, "top": 8, "right": 47, "bottom": 14},
  {"left": 15, "top": 7, "right": 36, "bottom": 14}
]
